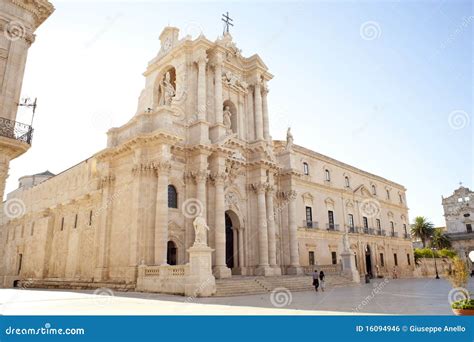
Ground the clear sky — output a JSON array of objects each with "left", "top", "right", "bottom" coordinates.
[{"left": 8, "top": 0, "right": 472, "bottom": 226}]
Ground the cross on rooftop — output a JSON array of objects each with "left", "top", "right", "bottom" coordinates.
[{"left": 222, "top": 12, "right": 233, "bottom": 34}]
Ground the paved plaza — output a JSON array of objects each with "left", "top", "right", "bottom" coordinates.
[{"left": 1, "top": 278, "right": 472, "bottom": 315}]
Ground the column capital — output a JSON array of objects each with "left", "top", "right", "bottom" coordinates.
[
  {"left": 266, "top": 184, "right": 275, "bottom": 194},
  {"left": 251, "top": 182, "right": 268, "bottom": 194},
  {"left": 210, "top": 171, "right": 227, "bottom": 185},
  {"left": 194, "top": 50, "right": 208, "bottom": 65},
  {"left": 132, "top": 162, "right": 156, "bottom": 176},
  {"left": 285, "top": 190, "right": 297, "bottom": 201},
  {"left": 156, "top": 160, "right": 172, "bottom": 175},
  {"left": 189, "top": 169, "right": 209, "bottom": 183}
]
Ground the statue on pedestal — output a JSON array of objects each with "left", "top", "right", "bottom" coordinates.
[
  {"left": 285, "top": 127, "right": 294, "bottom": 151},
  {"left": 223, "top": 105, "right": 232, "bottom": 134},
  {"left": 158, "top": 71, "right": 175, "bottom": 106},
  {"left": 193, "top": 213, "right": 210, "bottom": 246}
]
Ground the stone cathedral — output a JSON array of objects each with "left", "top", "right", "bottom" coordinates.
[{"left": 0, "top": 27, "right": 414, "bottom": 290}]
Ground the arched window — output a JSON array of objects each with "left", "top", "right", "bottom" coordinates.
[
  {"left": 344, "top": 176, "right": 350, "bottom": 188},
  {"left": 386, "top": 189, "right": 391, "bottom": 200},
  {"left": 303, "top": 162, "right": 309, "bottom": 175},
  {"left": 371, "top": 184, "right": 377, "bottom": 195},
  {"left": 168, "top": 185, "right": 178, "bottom": 208},
  {"left": 325, "top": 169, "right": 331, "bottom": 181}
]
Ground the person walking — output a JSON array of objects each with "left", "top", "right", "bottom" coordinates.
[
  {"left": 319, "top": 270, "right": 326, "bottom": 292},
  {"left": 312, "top": 269, "right": 319, "bottom": 292}
]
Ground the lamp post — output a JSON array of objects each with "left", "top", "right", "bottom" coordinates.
[{"left": 432, "top": 247, "right": 440, "bottom": 279}]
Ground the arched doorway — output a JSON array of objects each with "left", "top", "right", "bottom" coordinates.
[
  {"left": 365, "top": 245, "right": 373, "bottom": 278},
  {"left": 167, "top": 241, "right": 177, "bottom": 265},
  {"left": 225, "top": 213, "right": 234, "bottom": 269}
]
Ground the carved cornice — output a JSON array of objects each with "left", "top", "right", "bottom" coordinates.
[
  {"left": 250, "top": 182, "right": 267, "bottom": 194},
  {"left": 10, "top": 0, "right": 55, "bottom": 28},
  {"left": 132, "top": 163, "right": 157, "bottom": 176}
]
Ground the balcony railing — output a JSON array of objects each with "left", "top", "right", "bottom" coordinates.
[
  {"left": 403, "top": 233, "right": 410, "bottom": 239},
  {"left": 0, "top": 117, "right": 33, "bottom": 144},
  {"left": 303, "top": 220, "right": 319, "bottom": 229},
  {"left": 326, "top": 223, "right": 340, "bottom": 231},
  {"left": 390, "top": 231, "right": 398, "bottom": 238},
  {"left": 376, "top": 229, "right": 385, "bottom": 236},
  {"left": 348, "top": 226, "right": 357, "bottom": 233}
]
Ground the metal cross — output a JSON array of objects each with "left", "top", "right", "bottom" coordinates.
[{"left": 222, "top": 12, "right": 233, "bottom": 34}]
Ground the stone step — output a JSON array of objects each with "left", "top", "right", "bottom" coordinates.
[{"left": 18, "top": 279, "right": 136, "bottom": 292}]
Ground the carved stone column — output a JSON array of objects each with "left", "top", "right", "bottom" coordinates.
[
  {"left": 287, "top": 190, "right": 303, "bottom": 275},
  {"left": 254, "top": 79, "right": 264, "bottom": 140},
  {"left": 212, "top": 172, "right": 231, "bottom": 278},
  {"left": 238, "top": 227, "right": 245, "bottom": 270},
  {"left": 154, "top": 161, "right": 171, "bottom": 265},
  {"left": 266, "top": 184, "right": 278, "bottom": 270},
  {"left": 194, "top": 170, "right": 208, "bottom": 218},
  {"left": 253, "top": 182, "right": 272, "bottom": 275},
  {"left": 196, "top": 51, "right": 208, "bottom": 121},
  {"left": 262, "top": 82, "right": 270, "bottom": 141},
  {"left": 214, "top": 53, "right": 224, "bottom": 125}
]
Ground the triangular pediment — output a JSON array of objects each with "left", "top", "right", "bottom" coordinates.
[{"left": 353, "top": 184, "right": 374, "bottom": 198}]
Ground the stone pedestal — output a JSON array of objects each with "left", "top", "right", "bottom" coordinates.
[
  {"left": 341, "top": 250, "right": 360, "bottom": 283},
  {"left": 287, "top": 266, "right": 303, "bottom": 275},
  {"left": 185, "top": 244, "right": 216, "bottom": 297},
  {"left": 255, "top": 265, "right": 274, "bottom": 276}
]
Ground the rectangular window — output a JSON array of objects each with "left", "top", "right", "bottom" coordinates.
[
  {"left": 407, "top": 253, "right": 411, "bottom": 265},
  {"left": 60, "top": 217, "right": 64, "bottom": 231},
  {"left": 328, "top": 210, "right": 335, "bottom": 229},
  {"left": 399, "top": 194, "right": 403, "bottom": 203},
  {"left": 74, "top": 214, "right": 78, "bottom": 229},
  {"left": 386, "top": 189, "right": 390, "bottom": 200},
  {"left": 30, "top": 222, "right": 35, "bottom": 236},
  {"left": 363, "top": 216, "right": 368, "bottom": 229},
  {"left": 305, "top": 206, "right": 313, "bottom": 223},
  {"left": 467, "top": 224, "right": 472, "bottom": 233},
  {"left": 331, "top": 251, "right": 337, "bottom": 265},
  {"left": 309, "top": 251, "right": 315, "bottom": 265},
  {"left": 354, "top": 253, "right": 358, "bottom": 268},
  {"left": 394, "top": 253, "right": 398, "bottom": 266},
  {"left": 303, "top": 163, "right": 309, "bottom": 175},
  {"left": 89, "top": 210, "right": 93, "bottom": 226},
  {"left": 403, "top": 224, "right": 407, "bottom": 234},
  {"left": 376, "top": 219, "right": 381, "bottom": 230},
  {"left": 348, "top": 214, "right": 354, "bottom": 228},
  {"left": 325, "top": 169, "right": 331, "bottom": 181},
  {"left": 345, "top": 177, "right": 350, "bottom": 187},
  {"left": 390, "top": 221, "right": 395, "bottom": 235},
  {"left": 380, "top": 253, "right": 385, "bottom": 267}
]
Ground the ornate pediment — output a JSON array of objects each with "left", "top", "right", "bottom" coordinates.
[{"left": 353, "top": 184, "right": 374, "bottom": 198}]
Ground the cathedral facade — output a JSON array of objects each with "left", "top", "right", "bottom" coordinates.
[{"left": 0, "top": 27, "right": 414, "bottom": 288}]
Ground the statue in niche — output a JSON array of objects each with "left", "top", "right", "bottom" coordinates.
[
  {"left": 158, "top": 71, "right": 175, "bottom": 106},
  {"left": 223, "top": 105, "right": 232, "bottom": 134},
  {"left": 285, "top": 127, "right": 294, "bottom": 151},
  {"left": 193, "top": 213, "right": 210, "bottom": 246}
]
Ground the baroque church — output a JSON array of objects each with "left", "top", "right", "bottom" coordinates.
[{"left": 0, "top": 26, "right": 414, "bottom": 289}]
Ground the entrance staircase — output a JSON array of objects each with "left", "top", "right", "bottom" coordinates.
[{"left": 215, "top": 274, "right": 353, "bottom": 297}]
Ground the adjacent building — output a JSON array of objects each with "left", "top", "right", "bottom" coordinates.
[
  {"left": 0, "top": 27, "right": 414, "bottom": 289},
  {"left": 442, "top": 185, "right": 474, "bottom": 259}
]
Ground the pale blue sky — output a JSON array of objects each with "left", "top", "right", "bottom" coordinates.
[{"left": 10, "top": 0, "right": 472, "bottom": 226}]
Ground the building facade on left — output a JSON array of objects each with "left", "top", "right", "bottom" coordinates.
[{"left": 0, "top": 0, "right": 55, "bottom": 198}]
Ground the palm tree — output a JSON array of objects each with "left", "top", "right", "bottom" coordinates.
[
  {"left": 430, "top": 228, "right": 451, "bottom": 249},
  {"left": 410, "top": 216, "right": 434, "bottom": 248}
]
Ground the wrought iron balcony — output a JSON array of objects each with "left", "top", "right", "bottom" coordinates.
[
  {"left": 376, "top": 229, "right": 386, "bottom": 236},
  {"left": 326, "top": 223, "right": 340, "bottom": 231},
  {"left": 348, "top": 226, "right": 357, "bottom": 233},
  {"left": 0, "top": 117, "right": 33, "bottom": 145},
  {"left": 403, "top": 233, "right": 410, "bottom": 239},
  {"left": 390, "top": 231, "right": 398, "bottom": 238},
  {"left": 303, "top": 220, "right": 319, "bottom": 229}
]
